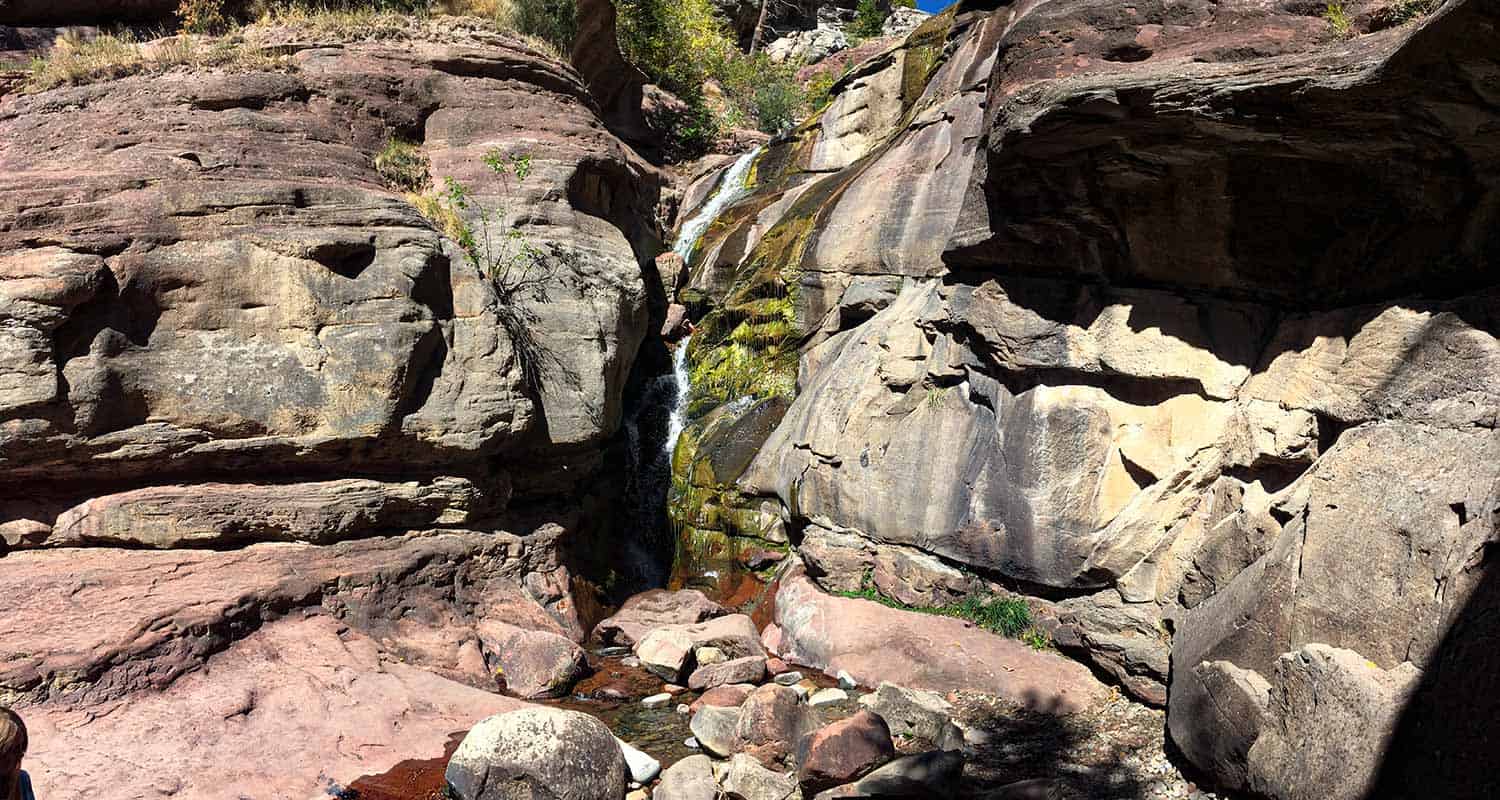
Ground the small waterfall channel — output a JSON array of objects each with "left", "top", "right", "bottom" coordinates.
[{"left": 616, "top": 148, "right": 761, "bottom": 589}]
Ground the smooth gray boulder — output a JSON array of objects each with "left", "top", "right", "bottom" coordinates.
[
  {"left": 446, "top": 707, "right": 627, "bottom": 800},
  {"left": 719, "top": 753, "right": 801, "bottom": 800},
  {"left": 689, "top": 705, "right": 742, "bottom": 758},
  {"left": 655, "top": 754, "right": 717, "bottom": 800}
]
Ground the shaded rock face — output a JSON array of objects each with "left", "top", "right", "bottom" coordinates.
[
  {"left": 0, "top": 18, "right": 664, "bottom": 800},
  {"left": 0, "top": 0, "right": 178, "bottom": 25},
  {"left": 670, "top": 1, "right": 1500, "bottom": 797}
]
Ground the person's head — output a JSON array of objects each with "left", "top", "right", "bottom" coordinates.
[{"left": 0, "top": 707, "right": 25, "bottom": 791}]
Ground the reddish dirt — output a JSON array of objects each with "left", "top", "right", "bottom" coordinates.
[{"left": 343, "top": 731, "right": 465, "bottom": 800}]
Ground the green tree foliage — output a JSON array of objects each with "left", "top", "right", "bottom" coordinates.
[
  {"left": 504, "top": 0, "right": 577, "bottom": 52},
  {"left": 616, "top": 0, "right": 807, "bottom": 145},
  {"left": 850, "top": 0, "right": 886, "bottom": 39}
]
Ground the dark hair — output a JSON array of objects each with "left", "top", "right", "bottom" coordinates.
[{"left": 0, "top": 706, "right": 25, "bottom": 772}]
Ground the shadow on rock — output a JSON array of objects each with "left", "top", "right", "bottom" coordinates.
[
  {"left": 958, "top": 689, "right": 1154, "bottom": 800},
  {"left": 1365, "top": 542, "right": 1500, "bottom": 800}
]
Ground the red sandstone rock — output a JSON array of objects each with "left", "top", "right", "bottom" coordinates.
[
  {"left": 733, "top": 684, "right": 817, "bottom": 768},
  {"left": 594, "top": 589, "right": 729, "bottom": 646},
  {"left": 689, "top": 683, "right": 755, "bottom": 714},
  {"left": 796, "top": 710, "right": 897, "bottom": 795},
  {"left": 775, "top": 574, "right": 1106, "bottom": 714}
]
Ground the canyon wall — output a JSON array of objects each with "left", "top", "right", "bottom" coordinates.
[
  {"left": 673, "top": 1, "right": 1499, "bottom": 797},
  {"left": 0, "top": 16, "right": 663, "bottom": 797}
]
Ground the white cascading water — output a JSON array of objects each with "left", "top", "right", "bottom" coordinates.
[
  {"left": 660, "top": 146, "right": 761, "bottom": 455},
  {"left": 663, "top": 334, "right": 692, "bottom": 454},
  {"left": 672, "top": 147, "right": 762, "bottom": 261},
  {"left": 615, "top": 147, "right": 762, "bottom": 587}
]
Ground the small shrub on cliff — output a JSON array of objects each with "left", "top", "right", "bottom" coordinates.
[
  {"left": 414, "top": 148, "right": 576, "bottom": 395},
  {"left": 954, "top": 596, "right": 1033, "bottom": 638},
  {"left": 849, "top": 0, "right": 887, "bottom": 39},
  {"left": 1323, "top": 2, "right": 1355, "bottom": 38},
  {"left": 374, "top": 138, "right": 430, "bottom": 193},
  {"left": 501, "top": 0, "right": 577, "bottom": 53},
  {"left": 1382, "top": 0, "right": 1442, "bottom": 24},
  {"left": 178, "top": 0, "right": 237, "bottom": 33}
]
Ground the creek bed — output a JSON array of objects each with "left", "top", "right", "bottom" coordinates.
[{"left": 342, "top": 651, "right": 853, "bottom": 799}]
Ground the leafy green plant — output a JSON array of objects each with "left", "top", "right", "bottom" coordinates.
[
  {"left": 615, "top": 0, "right": 813, "bottom": 146},
  {"left": 952, "top": 595, "right": 1033, "bottom": 638},
  {"left": 834, "top": 578, "right": 1038, "bottom": 642},
  {"left": 1021, "top": 626, "right": 1051, "bottom": 651},
  {"left": 374, "top": 138, "right": 430, "bottom": 193},
  {"left": 415, "top": 148, "right": 571, "bottom": 394},
  {"left": 1323, "top": 2, "right": 1355, "bottom": 38},
  {"left": 850, "top": 0, "right": 887, "bottom": 39}
]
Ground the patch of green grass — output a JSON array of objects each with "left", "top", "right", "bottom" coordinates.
[
  {"left": 1323, "top": 2, "right": 1355, "bottom": 38},
  {"left": 835, "top": 579, "right": 1037, "bottom": 641},
  {"left": 374, "top": 138, "right": 430, "bottom": 193},
  {"left": 1021, "top": 626, "right": 1051, "bottom": 652}
]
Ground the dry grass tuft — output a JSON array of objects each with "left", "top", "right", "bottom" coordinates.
[{"left": 24, "top": 30, "right": 287, "bottom": 92}]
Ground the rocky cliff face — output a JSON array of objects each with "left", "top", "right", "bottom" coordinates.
[
  {"left": 672, "top": 1, "right": 1498, "bottom": 797},
  {"left": 0, "top": 15, "right": 663, "bottom": 797},
  {"left": 0, "top": 18, "right": 660, "bottom": 548}
]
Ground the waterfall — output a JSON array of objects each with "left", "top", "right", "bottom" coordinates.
[
  {"left": 673, "top": 147, "right": 762, "bottom": 262},
  {"left": 661, "top": 147, "right": 761, "bottom": 453},
  {"left": 663, "top": 334, "right": 691, "bottom": 455},
  {"left": 612, "top": 148, "right": 761, "bottom": 593}
]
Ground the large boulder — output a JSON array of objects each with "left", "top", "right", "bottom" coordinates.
[
  {"left": 765, "top": 25, "right": 849, "bottom": 65},
  {"left": 478, "top": 622, "right": 589, "bottom": 700},
  {"left": 775, "top": 573, "right": 1106, "bottom": 714},
  {"left": 632, "top": 613, "right": 767, "bottom": 680},
  {"left": 447, "top": 707, "right": 628, "bottom": 800},
  {"left": 15, "top": 614, "right": 528, "bottom": 800},
  {"left": 1169, "top": 423, "right": 1500, "bottom": 794},
  {"left": 1246, "top": 645, "right": 1421, "bottom": 800},
  {"left": 795, "top": 710, "right": 896, "bottom": 795},
  {"left": 637, "top": 628, "right": 697, "bottom": 683},
  {"left": 0, "top": 17, "right": 659, "bottom": 512},
  {"left": 5, "top": 533, "right": 576, "bottom": 794},
  {"left": 690, "top": 704, "right": 743, "bottom": 758},
  {"left": 734, "top": 683, "right": 820, "bottom": 768},
  {"left": 594, "top": 589, "right": 728, "bottom": 646}
]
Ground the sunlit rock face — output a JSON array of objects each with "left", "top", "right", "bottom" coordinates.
[
  {"left": 673, "top": 1, "right": 1499, "bottom": 797},
  {"left": 0, "top": 17, "right": 664, "bottom": 797}
]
